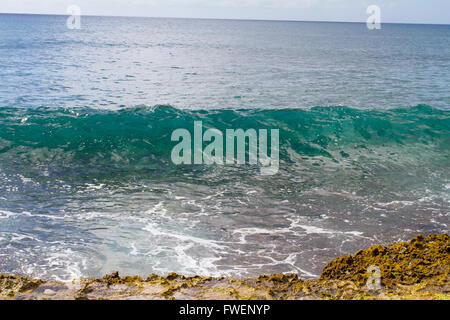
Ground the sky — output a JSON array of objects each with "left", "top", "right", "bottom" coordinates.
[{"left": 0, "top": 0, "right": 449, "bottom": 24}]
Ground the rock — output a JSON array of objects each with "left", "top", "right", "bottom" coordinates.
[
  {"left": 1, "top": 234, "right": 448, "bottom": 300},
  {"left": 320, "top": 234, "right": 449, "bottom": 287},
  {"left": 43, "top": 289, "right": 56, "bottom": 296},
  {"left": 103, "top": 271, "right": 120, "bottom": 281}
]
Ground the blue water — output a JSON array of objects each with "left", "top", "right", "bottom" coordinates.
[{"left": 0, "top": 14, "right": 449, "bottom": 280}]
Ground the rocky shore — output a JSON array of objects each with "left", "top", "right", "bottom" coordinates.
[{"left": 1, "top": 234, "right": 448, "bottom": 300}]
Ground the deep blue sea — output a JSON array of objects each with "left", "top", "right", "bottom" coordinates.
[{"left": 0, "top": 14, "right": 449, "bottom": 280}]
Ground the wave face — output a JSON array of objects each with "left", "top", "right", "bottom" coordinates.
[
  {"left": 0, "top": 105, "right": 449, "bottom": 280},
  {"left": 0, "top": 104, "right": 449, "bottom": 179}
]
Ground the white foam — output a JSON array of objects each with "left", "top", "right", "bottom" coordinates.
[
  {"left": 375, "top": 200, "right": 415, "bottom": 207},
  {"left": 145, "top": 201, "right": 167, "bottom": 216},
  {"left": 0, "top": 210, "right": 15, "bottom": 219},
  {"left": 84, "top": 183, "right": 105, "bottom": 190},
  {"left": 143, "top": 223, "right": 224, "bottom": 249}
]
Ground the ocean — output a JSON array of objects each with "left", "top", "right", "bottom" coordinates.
[{"left": 0, "top": 13, "right": 449, "bottom": 281}]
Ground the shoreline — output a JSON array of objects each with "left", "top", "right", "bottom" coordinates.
[{"left": 1, "top": 234, "right": 448, "bottom": 300}]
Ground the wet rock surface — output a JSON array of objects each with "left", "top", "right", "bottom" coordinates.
[{"left": 1, "top": 234, "right": 448, "bottom": 300}]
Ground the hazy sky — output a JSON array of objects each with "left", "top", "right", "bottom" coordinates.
[{"left": 1, "top": 0, "right": 449, "bottom": 24}]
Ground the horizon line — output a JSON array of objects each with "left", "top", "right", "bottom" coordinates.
[{"left": 1, "top": 12, "right": 449, "bottom": 26}]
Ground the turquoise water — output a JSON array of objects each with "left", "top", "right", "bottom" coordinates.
[{"left": 0, "top": 14, "right": 449, "bottom": 280}]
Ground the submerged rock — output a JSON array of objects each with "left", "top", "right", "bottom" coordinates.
[{"left": 1, "top": 234, "right": 448, "bottom": 300}]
